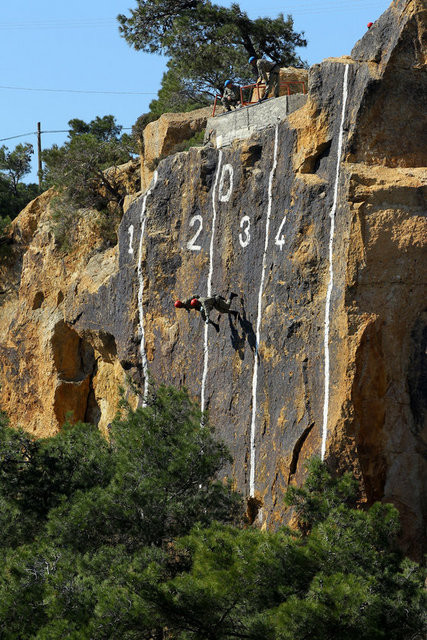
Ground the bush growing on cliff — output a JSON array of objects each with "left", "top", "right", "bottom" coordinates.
[
  {"left": 42, "top": 115, "right": 135, "bottom": 250},
  {"left": 149, "top": 63, "right": 212, "bottom": 117},
  {"left": 0, "top": 403, "right": 425, "bottom": 640}
]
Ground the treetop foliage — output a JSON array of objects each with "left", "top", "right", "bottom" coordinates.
[
  {"left": 42, "top": 115, "right": 133, "bottom": 206},
  {"left": 0, "top": 143, "right": 33, "bottom": 196},
  {"left": 0, "top": 393, "right": 425, "bottom": 639},
  {"left": 118, "top": 0, "right": 306, "bottom": 64},
  {"left": 41, "top": 115, "right": 135, "bottom": 249},
  {"left": 0, "top": 143, "right": 40, "bottom": 222},
  {"left": 118, "top": 0, "right": 307, "bottom": 110},
  {"left": 67, "top": 115, "right": 123, "bottom": 142}
]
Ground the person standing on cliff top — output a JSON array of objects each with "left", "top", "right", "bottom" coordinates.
[
  {"left": 221, "top": 80, "right": 241, "bottom": 112},
  {"left": 249, "top": 56, "right": 281, "bottom": 101}
]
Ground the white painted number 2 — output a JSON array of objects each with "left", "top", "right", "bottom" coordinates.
[
  {"left": 187, "top": 214, "right": 203, "bottom": 251},
  {"left": 128, "top": 224, "right": 134, "bottom": 254},
  {"left": 275, "top": 215, "right": 287, "bottom": 250},
  {"left": 239, "top": 215, "right": 251, "bottom": 248}
]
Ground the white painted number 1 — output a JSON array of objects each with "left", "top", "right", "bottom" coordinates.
[
  {"left": 128, "top": 224, "right": 134, "bottom": 254},
  {"left": 239, "top": 215, "right": 251, "bottom": 248},
  {"left": 187, "top": 215, "right": 203, "bottom": 251},
  {"left": 275, "top": 215, "right": 287, "bottom": 250}
]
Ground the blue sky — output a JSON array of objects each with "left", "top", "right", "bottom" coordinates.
[{"left": 0, "top": 0, "right": 391, "bottom": 183}]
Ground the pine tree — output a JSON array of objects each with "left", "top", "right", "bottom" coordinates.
[{"left": 118, "top": 0, "right": 307, "bottom": 103}]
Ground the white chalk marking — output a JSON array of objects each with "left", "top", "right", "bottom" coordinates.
[
  {"left": 274, "top": 215, "right": 287, "bottom": 250},
  {"left": 218, "top": 163, "right": 234, "bottom": 202},
  {"left": 321, "top": 64, "right": 349, "bottom": 460},
  {"left": 239, "top": 215, "right": 251, "bottom": 248},
  {"left": 187, "top": 214, "right": 203, "bottom": 251},
  {"left": 201, "top": 151, "right": 223, "bottom": 415},
  {"left": 137, "top": 171, "right": 158, "bottom": 406},
  {"left": 128, "top": 224, "right": 134, "bottom": 254},
  {"left": 249, "top": 125, "right": 279, "bottom": 497}
]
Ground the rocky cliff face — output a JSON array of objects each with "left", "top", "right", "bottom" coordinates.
[{"left": 0, "top": 0, "right": 426, "bottom": 558}]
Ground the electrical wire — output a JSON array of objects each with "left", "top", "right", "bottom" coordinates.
[
  {"left": 0, "top": 0, "right": 390, "bottom": 28},
  {"left": 0, "top": 19, "right": 116, "bottom": 30},
  {"left": 256, "top": 0, "right": 387, "bottom": 10},
  {"left": 0, "top": 132, "right": 42, "bottom": 142},
  {"left": 0, "top": 128, "right": 132, "bottom": 143},
  {"left": 0, "top": 85, "right": 157, "bottom": 95},
  {"left": 254, "top": 0, "right": 388, "bottom": 17}
]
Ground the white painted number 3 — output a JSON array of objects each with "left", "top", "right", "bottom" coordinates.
[
  {"left": 239, "top": 215, "right": 251, "bottom": 248},
  {"left": 187, "top": 214, "right": 203, "bottom": 251},
  {"left": 275, "top": 215, "right": 287, "bottom": 250}
]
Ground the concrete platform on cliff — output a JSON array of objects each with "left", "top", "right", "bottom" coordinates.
[{"left": 204, "top": 93, "right": 307, "bottom": 148}]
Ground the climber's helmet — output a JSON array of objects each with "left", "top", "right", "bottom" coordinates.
[
  {"left": 174, "top": 300, "right": 183, "bottom": 308},
  {"left": 190, "top": 298, "right": 200, "bottom": 309},
  {"left": 224, "top": 80, "right": 232, "bottom": 87},
  {"left": 367, "top": 22, "right": 373, "bottom": 28},
  {"left": 248, "top": 56, "right": 257, "bottom": 65}
]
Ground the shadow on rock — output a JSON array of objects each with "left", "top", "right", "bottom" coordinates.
[{"left": 227, "top": 297, "right": 256, "bottom": 360}]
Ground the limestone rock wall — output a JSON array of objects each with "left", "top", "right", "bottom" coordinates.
[{"left": 0, "top": 0, "right": 425, "bottom": 557}]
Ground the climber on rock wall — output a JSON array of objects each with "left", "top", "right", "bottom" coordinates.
[
  {"left": 175, "top": 294, "right": 238, "bottom": 325},
  {"left": 249, "top": 56, "right": 280, "bottom": 101},
  {"left": 221, "top": 80, "right": 241, "bottom": 111},
  {"left": 190, "top": 293, "right": 238, "bottom": 324}
]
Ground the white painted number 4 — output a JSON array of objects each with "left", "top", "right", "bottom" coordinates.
[
  {"left": 275, "top": 215, "right": 287, "bottom": 250},
  {"left": 187, "top": 214, "right": 203, "bottom": 251}
]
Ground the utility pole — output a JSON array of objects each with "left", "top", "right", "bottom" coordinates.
[{"left": 37, "top": 122, "right": 42, "bottom": 189}]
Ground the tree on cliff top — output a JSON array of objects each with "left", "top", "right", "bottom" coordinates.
[
  {"left": 0, "top": 143, "right": 40, "bottom": 222},
  {"left": 42, "top": 115, "right": 134, "bottom": 249},
  {"left": 118, "top": 0, "right": 307, "bottom": 109},
  {"left": 42, "top": 115, "right": 132, "bottom": 211}
]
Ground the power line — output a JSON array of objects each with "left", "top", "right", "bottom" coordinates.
[
  {"left": 0, "top": 21, "right": 116, "bottom": 31},
  {"left": 253, "top": 1, "right": 387, "bottom": 17},
  {"left": 257, "top": 0, "right": 386, "bottom": 9},
  {"left": 0, "top": 1, "right": 387, "bottom": 27},
  {"left": 0, "top": 132, "right": 41, "bottom": 142},
  {"left": 0, "top": 128, "right": 132, "bottom": 143},
  {"left": 0, "top": 0, "right": 390, "bottom": 34},
  {"left": 0, "top": 85, "right": 156, "bottom": 96}
]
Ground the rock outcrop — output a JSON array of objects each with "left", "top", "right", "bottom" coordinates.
[
  {"left": 0, "top": 0, "right": 426, "bottom": 558},
  {"left": 140, "top": 106, "right": 215, "bottom": 191}
]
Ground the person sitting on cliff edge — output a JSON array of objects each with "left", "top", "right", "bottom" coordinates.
[
  {"left": 174, "top": 293, "right": 238, "bottom": 325},
  {"left": 249, "top": 56, "right": 281, "bottom": 101}
]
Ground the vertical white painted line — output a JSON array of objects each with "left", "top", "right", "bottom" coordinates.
[
  {"left": 321, "top": 64, "right": 349, "bottom": 460},
  {"left": 137, "top": 171, "right": 158, "bottom": 406},
  {"left": 249, "top": 125, "right": 279, "bottom": 497},
  {"left": 201, "top": 151, "right": 223, "bottom": 415}
]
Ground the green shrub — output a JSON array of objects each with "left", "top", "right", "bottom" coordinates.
[{"left": 0, "top": 400, "right": 425, "bottom": 640}]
